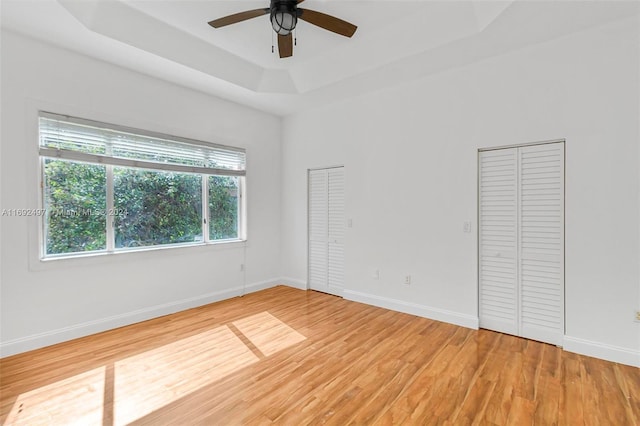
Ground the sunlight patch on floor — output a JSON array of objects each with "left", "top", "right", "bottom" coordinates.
[
  {"left": 114, "top": 325, "right": 259, "bottom": 425},
  {"left": 5, "top": 311, "right": 307, "bottom": 425},
  {"left": 233, "top": 311, "right": 306, "bottom": 357},
  {"left": 5, "top": 367, "right": 105, "bottom": 426}
]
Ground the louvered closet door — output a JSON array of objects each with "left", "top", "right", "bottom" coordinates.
[
  {"left": 308, "top": 167, "right": 345, "bottom": 296},
  {"left": 518, "top": 144, "right": 564, "bottom": 345},
  {"left": 479, "top": 142, "right": 564, "bottom": 346},
  {"left": 327, "top": 168, "right": 345, "bottom": 295},
  {"left": 309, "top": 170, "right": 328, "bottom": 292},
  {"left": 479, "top": 149, "right": 519, "bottom": 336}
]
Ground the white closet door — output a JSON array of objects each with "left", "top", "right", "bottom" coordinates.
[
  {"left": 308, "top": 170, "right": 328, "bottom": 291},
  {"left": 519, "top": 144, "right": 564, "bottom": 345},
  {"left": 308, "top": 167, "right": 345, "bottom": 296},
  {"left": 479, "top": 149, "right": 519, "bottom": 336},
  {"left": 479, "top": 142, "right": 564, "bottom": 346},
  {"left": 327, "top": 168, "right": 345, "bottom": 295}
]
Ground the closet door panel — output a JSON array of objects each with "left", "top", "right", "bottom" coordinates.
[
  {"left": 479, "top": 149, "right": 519, "bottom": 335},
  {"left": 308, "top": 170, "right": 328, "bottom": 291},
  {"left": 327, "top": 168, "right": 345, "bottom": 294},
  {"left": 519, "top": 144, "right": 564, "bottom": 345}
]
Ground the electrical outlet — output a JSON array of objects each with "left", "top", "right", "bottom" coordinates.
[
  {"left": 404, "top": 275, "right": 411, "bottom": 285},
  {"left": 240, "top": 263, "right": 245, "bottom": 272},
  {"left": 463, "top": 221, "right": 472, "bottom": 233}
]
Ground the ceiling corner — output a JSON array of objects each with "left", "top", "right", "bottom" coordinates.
[
  {"left": 256, "top": 68, "right": 299, "bottom": 94},
  {"left": 471, "top": 0, "right": 514, "bottom": 32},
  {"left": 57, "top": 0, "right": 265, "bottom": 93}
]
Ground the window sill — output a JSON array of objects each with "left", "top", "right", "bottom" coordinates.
[{"left": 31, "top": 239, "right": 248, "bottom": 270}]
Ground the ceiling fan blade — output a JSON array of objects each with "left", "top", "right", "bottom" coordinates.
[
  {"left": 278, "top": 34, "right": 293, "bottom": 58},
  {"left": 208, "top": 8, "right": 269, "bottom": 28},
  {"left": 298, "top": 8, "right": 357, "bottom": 38}
]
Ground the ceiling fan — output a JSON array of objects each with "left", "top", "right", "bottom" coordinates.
[{"left": 208, "top": 0, "right": 357, "bottom": 58}]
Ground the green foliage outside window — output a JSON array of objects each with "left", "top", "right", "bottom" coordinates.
[
  {"left": 209, "top": 176, "right": 239, "bottom": 240},
  {"left": 114, "top": 168, "right": 203, "bottom": 248},
  {"left": 44, "top": 159, "right": 107, "bottom": 254},
  {"left": 43, "top": 159, "right": 242, "bottom": 256}
]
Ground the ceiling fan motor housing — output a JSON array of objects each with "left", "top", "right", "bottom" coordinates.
[{"left": 270, "top": 0, "right": 298, "bottom": 35}]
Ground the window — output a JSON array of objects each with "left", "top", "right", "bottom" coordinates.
[{"left": 39, "top": 112, "right": 246, "bottom": 258}]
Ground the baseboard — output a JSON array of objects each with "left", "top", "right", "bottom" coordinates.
[
  {"left": 1, "top": 279, "right": 284, "bottom": 358},
  {"left": 277, "top": 276, "right": 308, "bottom": 290},
  {"left": 243, "top": 278, "right": 281, "bottom": 294},
  {"left": 343, "top": 289, "right": 479, "bottom": 329},
  {"left": 563, "top": 335, "right": 640, "bottom": 367}
]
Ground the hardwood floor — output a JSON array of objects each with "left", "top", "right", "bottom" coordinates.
[{"left": 1, "top": 286, "right": 638, "bottom": 425}]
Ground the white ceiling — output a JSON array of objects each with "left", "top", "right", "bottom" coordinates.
[{"left": 1, "top": 1, "right": 638, "bottom": 116}]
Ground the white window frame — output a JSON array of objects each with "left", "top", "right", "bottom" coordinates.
[{"left": 38, "top": 111, "right": 247, "bottom": 260}]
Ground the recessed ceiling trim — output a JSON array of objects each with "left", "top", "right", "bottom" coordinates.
[{"left": 58, "top": 0, "right": 275, "bottom": 93}]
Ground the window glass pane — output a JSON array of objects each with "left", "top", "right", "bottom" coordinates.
[
  {"left": 114, "top": 168, "right": 202, "bottom": 248},
  {"left": 209, "top": 176, "right": 239, "bottom": 240},
  {"left": 44, "top": 159, "right": 107, "bottom": 254}
]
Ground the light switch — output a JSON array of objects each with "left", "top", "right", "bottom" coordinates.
[{"left": 463, "top": 221, "right": 472, "bottom": 233}]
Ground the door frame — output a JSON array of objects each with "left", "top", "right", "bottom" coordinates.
[
  {"left": 477, "top": 139, "right": 566, "bottom": 343},
  {"left": 307, "top": 165, "right": 345, "bottom": 296}
]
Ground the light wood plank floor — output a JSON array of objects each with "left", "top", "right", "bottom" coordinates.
[{"left": 1, "top": 286, "right": 638, "bottom": 425}]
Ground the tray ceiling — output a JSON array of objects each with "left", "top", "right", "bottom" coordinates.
[{"left": 1, "top": 1, "right": 637, "bottom": 115}]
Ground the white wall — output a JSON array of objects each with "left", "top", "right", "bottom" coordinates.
[
  {"left": 0, "top": 31, "right": 282, "bottom": 356},
  {"left": 281, "top": 17, "right": 640, "bottom": 366}
]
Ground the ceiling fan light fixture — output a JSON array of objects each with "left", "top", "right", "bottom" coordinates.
[
  {"left": 270, "top": 2, "right": 297, "bottom": 35},
  {"left": 271, "top": 12, "right": 296, "bottom": 35}
]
